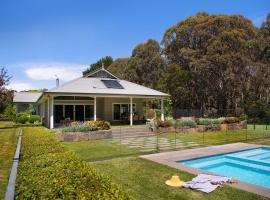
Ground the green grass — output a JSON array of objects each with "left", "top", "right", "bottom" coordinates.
[
  {"left": 160, "top": 129, "right": 270, "bottom": 146},
  {"left": 90, "top": 157, "right": 262, "bottom": 200},
  {"left": 63, "top": 129, "right": 270, "bottom": 162},
  {"left": 247, "top": 137, "right": 270, "bottom": 146},
  {"left": 0, "top": 124, "right": 18, "bottom": 199},
  {"left": 0, "top": 121, "right": 14, "bottom": 128},
  {"left": 62, "top": 139, "right": 142, "bottom": 161}
]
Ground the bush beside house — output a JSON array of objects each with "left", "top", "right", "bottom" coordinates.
[
  {"left": 13, "top": 112, "right": 41, "bottom": 126},
  {"left": 15, "top": 127, "right": 132, "bottom": 199}
]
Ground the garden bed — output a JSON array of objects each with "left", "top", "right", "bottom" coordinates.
[
  {"left": 58, "top": 129, "right": 112, "bottom": 141},
  {"left": 157, "top": 121, "right": 247, "bottom": 133}
]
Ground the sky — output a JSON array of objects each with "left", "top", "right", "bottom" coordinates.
[{"left": 1, "top": 0, "right": 269, "bottom": 91}]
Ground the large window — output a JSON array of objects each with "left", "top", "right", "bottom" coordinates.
[
  {"left": 85, "top": 105, "right": 94, "bottom": 120},
  {"left": 113, "top": 103, "right": 136, "bottom": 121},
  {"left": 65, "top": 105, "right": 74, "bottom": 120}
]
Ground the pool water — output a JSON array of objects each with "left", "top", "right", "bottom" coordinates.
[{"left": 178, "top": 147, "right": 270, "bottom": 188}]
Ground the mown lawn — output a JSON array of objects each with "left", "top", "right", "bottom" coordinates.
[
  {"left": 0, "top": 121, "right": 13, "bottom": 128},
  {"left": 0, "top": 123, "right": 18, "bottom": 199},
  {"left": 161, "top": 129, "right": 270, "bottom": 146},
  {"left": 63, "top": 128, "right": 270, "bottom": 162},
  {"left": 62, "top": 139, "right": 142, "bottom": 161},
  {"left": 63, "top": 127, "right": 270, "bottom": 200},
  {"left": 90, "top": 157, "right": 262, "bottom": 200}
]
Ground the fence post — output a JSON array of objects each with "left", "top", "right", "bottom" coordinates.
[
  {"left": 203, "top": 131, "right": 205, "bottom": 145},
  {"left": 174, "top": 131, "right": 176, "bottom": 150},
  {"left": 245, "top": 126, "right": 247, "bottom": 141},
  {"left": 156, "top": 131, "right": 159, "bottom": 152}
]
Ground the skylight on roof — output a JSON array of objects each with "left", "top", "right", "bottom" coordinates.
[{"left": 101, "top": 80, "right": 124, "bottom": 89}]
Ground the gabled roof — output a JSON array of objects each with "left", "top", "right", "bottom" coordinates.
[
  {"left": 47, "top": 77, "right": 169, "bottom": 97},
  {"left": 85, "top": 68, "right": 118, "bottom": 79},
  {"left": 13, "top": 92, "right": 42, "bottom": 103},
  {"left": 13, "top": 68, "right": 169, "bottom": 104}
]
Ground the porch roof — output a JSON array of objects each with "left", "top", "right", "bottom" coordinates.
[{"left": 13, "top": 92, "right": 42, "bottom": 103}]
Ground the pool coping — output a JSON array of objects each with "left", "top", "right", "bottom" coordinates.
[{"left": 140, "top": 143, "right": 270, "bottom": 199}]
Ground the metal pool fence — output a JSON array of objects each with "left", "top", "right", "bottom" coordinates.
[{"left": 107, "top": 124, "right": 270, "bottom": 159}]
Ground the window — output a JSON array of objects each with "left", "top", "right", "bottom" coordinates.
[
  {"left": 65, "top": 105, "right": 74, "bottom": 120},
  {"left": 113, "top": 103, "right": 136, "bottom": 121},
  {"left": 85, "top": 105, "right": 94, "bottom": 120}
]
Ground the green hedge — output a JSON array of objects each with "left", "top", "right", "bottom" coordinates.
[
  {"left": 15, "top": 127, "right": 132, "bottom": 199},
  {"left": 14, "top": 112, "right": 41, "bottom": 124}
]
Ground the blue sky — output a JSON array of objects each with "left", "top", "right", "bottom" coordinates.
[{"left": 1, "top": 0, "right": 269, "bottom": 91}]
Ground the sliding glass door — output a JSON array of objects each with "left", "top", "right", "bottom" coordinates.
[{"left": 113, "top": 103, "right": 136, "bottom": 121}]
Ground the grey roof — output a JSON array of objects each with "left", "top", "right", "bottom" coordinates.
[
  {"left": 13, "top": 92, "right": 43, "bottom": 103},
  {"left": 47, "top": 77, "right": 169, "bottom": 97}
]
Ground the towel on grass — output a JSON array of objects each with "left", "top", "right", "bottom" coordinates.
[{"left": 183, "top": 174, "right": 232, "bottom": 193}]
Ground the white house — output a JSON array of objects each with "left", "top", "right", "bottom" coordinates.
[{"left": 13, "top": 68, "right": 169, "bottom": 129}]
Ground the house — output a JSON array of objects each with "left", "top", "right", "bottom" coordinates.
[{"left": 13, "top": 68, "right": 169, "bottom": 129}]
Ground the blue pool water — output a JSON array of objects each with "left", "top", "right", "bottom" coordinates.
[{"left": 178, "top": 147, "right": 270, "bottom": 188}]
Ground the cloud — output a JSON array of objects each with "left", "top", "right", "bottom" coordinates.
[
  {"left": 6, "top": 82, "right": 33, "bottom": 91},
  {"left": 23, "top": 62, "right": 88, "bottom": 81}
]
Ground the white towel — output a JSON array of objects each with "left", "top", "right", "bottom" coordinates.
[{"left": 184, "top": 174, "right": 231, "bottom": 193}]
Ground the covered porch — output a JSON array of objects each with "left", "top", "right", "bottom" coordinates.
[{"left": 38, "top": 94, "right": 165, "bottom": 129}]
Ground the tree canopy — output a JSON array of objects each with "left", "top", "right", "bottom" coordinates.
[
  {"left": 161, "top": 13, "right": 258, "bottom": 114},
  {"left": 126, "top": 39, "right": 165, "bottom": 89},
  {"left": 107, "top": 58, "right": 129, "bottom": 79},
  {"left": 0, "top": 67, "right": 13, "bottom": 113},
  {"left": 82, "top": 56, "right": 113, "bottom": 76}
]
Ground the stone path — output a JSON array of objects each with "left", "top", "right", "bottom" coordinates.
[{"left": 109, "top": 136, "right": 199, "bottom": 152}]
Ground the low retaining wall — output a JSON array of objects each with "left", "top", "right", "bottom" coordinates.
[
  {"left": 158, "top": 121, "right": 247, "bottom": 133},
  {"left": 58, "top": 130, "right": 112, "bottom": 142}
]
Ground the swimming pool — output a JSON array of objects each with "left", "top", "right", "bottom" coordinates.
[{"left": 178, "top": 147, "right": 270, "bottom": 188}]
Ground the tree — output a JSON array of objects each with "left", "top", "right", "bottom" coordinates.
[
  {"left": 107, "top": 58, "right": 130, "bottom": 79},
  {"left": 83, "top": 56, "right": 113, "bottom": 76},
  {"left": 243, "top": 13, "right": 270, "bottom": 117},
  {"left": 0, "top": 67, "right": 13, "bottom": 113},
  {"left": 159, "top": 64, "right": 195, "bottom": 108},
  {"left": 127, "top": 39, "right": 166, "bottom": 89},
  {"left": 162, "top": 13, "right": 257, "bottom": 113}
]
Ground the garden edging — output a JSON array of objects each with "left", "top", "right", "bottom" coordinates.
[
  {"left": 158, "top": 121, "right": 247, "bottom": 133},
  {"left": 58, "top": 129, "right": 112, "bottom": 141}
]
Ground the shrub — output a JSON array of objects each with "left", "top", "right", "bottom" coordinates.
[
  {"left": 62, "top": 124, "right": 90, "bottom": 133},
  {"left": 29, "top": 115, "right": 40, "bottom": 123},
  {"left": 15, "top": 127, "right": 131, "bottom": 199},
  {"left": 70, "top": 121, "right": 82, "bottom": 127},
  {"left": 175, "top": 119, "right": 196, "bottom": 128},
  {"left": 197, "top": 117, "right": 225, "bottom": 125},
  {"left": 145, "top": 109, "right": 156, "bottom": 119},
  {"left": 157, "top": 119, "right": 173, "bottom": 127},
  {"left": 239, "top": 114, "right": 248, "bottom": 121},
  {"left": 197, "top": 118, "right": 212, "bottom": 125},
  {"left": 63, "top": 120, "right": 111, "bottom": 133},
  {"left": 85, "top": 120, "right": 111, "bottom": 130},
  {"left": 16, "top": 115, "right": 29, "bottom": 124},
  {"left": 225, "top": 117, "right": 240, "bottom": 124},
  {"left": 98, "top": 120, "right": 111, "bottom": 130}
]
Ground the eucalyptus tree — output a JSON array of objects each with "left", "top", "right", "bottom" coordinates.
[{"left": 162, "top": 12, "right": 257, "bottom": 113}]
